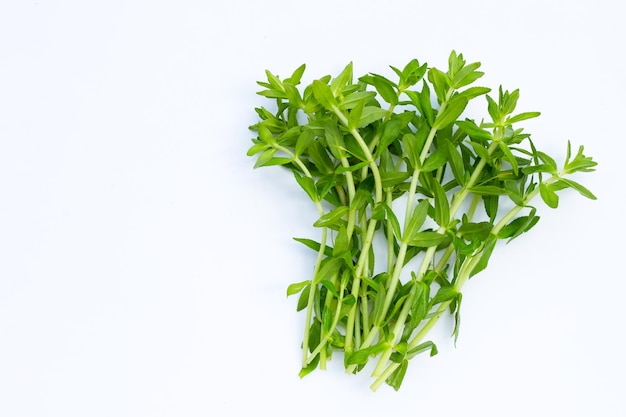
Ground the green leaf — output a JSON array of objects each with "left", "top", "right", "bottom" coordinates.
[
  {"left": 564, "top": 144, "right": 597, "bottom": 174},
  {"left": 468, "top": 185, "right": 508, "bottom": 196},
  {"left": 378, "top": 115, "right": 411, "bottom": 155},
  {"left": 336, "top": 161, "right": 369, "bottom": 175},
  {"left": 452, "top": 293, "right": 462, "bottom": 345},
  {"left": 286, "top": 63, "right": 306, "bottom": 85},
  {"left": 407, "top": 231, "right": 445, "bottom": 248},
  {"left": 486, "top": 94, "right": 500, "bottom": 124},
  {"left": 537, "top": 151, "right": 558, "bottom": 173},
  {"left": 293, "top": 237, "right": 333, "bottom": 257},
  {"left": 314, "top": 206, "right": 349, "bottom": 227},
  {"left": 357, "top": 106, "right": 388, "bottom": 128},
  {"left": 428, "top": 68, "right": 449, "bottom": 104},
  {"left": 295, "top": 129, "right": 314, "bottom": 157},
  {"left": 497, "top": 211, "right": 540, "bottom": 242},
  {"left": 323, "top": 121, "right": 347, "bottom": 160},
  {"left": 369, "top": 74, "right": 398, "bottom": 105},
  {"left": 431, "top": 285, "right": 458, "bottom": 305},
  {"left": 346, "top": 341, "right": 388, "bottom": 365},
  {"left": 320, "top": 279, "right": 339, "bottom": 298},
  {"left": 307, "top": 140, "right": 335, "bottom": 174},
  {"left": 406, "top": 340, "right": 438, "bottom": 360},
  {"left": 557, "top": 178, "right": 597, "bottom": 200},
  {"left": 287, "top": 280, "right": 310, "bottom": 297},
  {"left": 443, "top": 139, "right": 465, "bottom": 185},
  {"left": 316, "top": 257, "right": 344, "bottom": 283},
  {"left": 468, "top": 141, "right": 490, "bottom": 161},
  {"left": 458, "top": 221, "right": 492, "bottom": 241},
  {"left": 344, "top": 134, "right": 370, "bottom": 162},
  {"left": 293, "top": 172, "right": 319, "bottom": 202},
  {"left": 382, "top": 203, "right": 402, "bottom": 241},
  {"left": 253, "top": 147, "right": 277, "bottom": 168},
  {"left": 403, "top": 199, "right": 430, "bottom": 243},
  {"left": 539, "top": 183, "right": 559, "bottom": 208},
  {"left": 386, "top": 360, "right": 408, "bottom": 391},
  {"left": 347, "top": 100, "right": 364, "bottom": 131},
  {"left": 296, "top": 284, "right": 311, "bottom": 311},
  {"left": 299, "top": 351, "right": 319, "bottom": 378},
  {"left": 456, "top": 119, "right": 493, "bottom": 142},
  {"left": 322, "top": 306, "right": 333, "bottom": 333},
  {"left": 455, "top": 86, "right": 491, "bottom": 101},
  {"left": 521, "top": 164, "right": 557, "bottom": 175},
  {"left": 470, "top": 234, "right": 497, "bottom": 277},
  {"left": 432, "top": 178, "right": 450, "bottom": 227},
  {"left": 433, "top": 95, "right": 468, "bottom": 130},
  {"left": 341, "top": 91, "right": 377, "bottom": 110},
  {"left": 410, "top": 281, "right": 430, "bottom": 328},
  {"left": 330, "top": 62, "right": 353, "bottom": 95},
  {"left": 312, "top": 79, "right": 337, "bottom": 110},
  {"left": 450, "top": 61, "right": 483, "bottom": 89},
  {"left": 381, "top": 171, "right": 410, "bottom": 188},
  {"left": 333, "top": 224, "right": 350, "bottom": 256},
  {"left": 508, "top": 111, "right": 541, "bottom": 124},
  {"left": 264, "top": 69, "right": 285, "bottom": 93},
  {"left": 402, "top": 133, "right": 420, "bottom": 169},
  {"left": 499, "top": 142, "right": 519, "bottom": 175},
  {"left": 421, "top": 147, "right": 447, "bottom": 172}
]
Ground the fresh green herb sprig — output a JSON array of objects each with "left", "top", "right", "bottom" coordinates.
[{"left": 247, "top": 51, "right": 597, "bottom": 391}]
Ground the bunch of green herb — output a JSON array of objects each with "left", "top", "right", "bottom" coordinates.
[{"left": 247, "top": 51, "right": 596, "bottom": 391}]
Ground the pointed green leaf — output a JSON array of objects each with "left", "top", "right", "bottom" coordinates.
[
  {"left": 539, "top": 182, "right": 559, "bottom": 208},
  {"left": 321, "top": 279, "right": 340, "bottom": 298},
  {"left": 369, "top": 74, "right": 398, "bottom": 105},
  {"left": 357, "top": 106, "right": 388, "bottom": 128},
  {"left": 312, "top": 79, "right": 337, "bottom": 110},
  {"left": 347, "top": 341, "right": 388, "bottom": 365},
  {"left": 402, "top": 133, "right": 420, "bottom": 169},
  {"left": 333, "top": 224, "right": 350, "bottom": 256},
  {"left": 499, "top": 142, "right": 519, "bottom": 175},
  {"left": 386, "top": 360, "right": 408, "bottom": 391},
  {"left": 316, "top": 257, "right": 344, "bottom": 283},
  {"left": 287, "top": 280, "right": 311, "bottom": 297},
  {"left": 431, "top": 286, "right": 458, "bottom": 305},
  {"left": 421, "top": 147, "right": 448, "bottom": 172},
  {"left": 432, "top": 178, "right": 450, "bottom": 227},
  {"left": 470, "top": 234, "right": 497, "bottom": 277},
  {"left": 293, "top": 237, "right": 333, "bottom": 256},
  {"left": 458, "top": 221, "right": 492, "bottom": 241},
  {"left": 296, "top": 284, "right": 311, "bottom": 311},
  {"left": 341, "top": 91, "right": 377, "bottom": 110},
  {"left": 508, "top": 111, "right": 541, "bottom": 124},
  {"left": 410, "top": 281, "right": 430, "bottom": 327},
  {"left": 330, "top": 62, "right": 353, "bottom": 95},
  {"left": 456, "top": 119, "right": 493, "bottom": 142},
  {"left": 557, "top": 178, "right": 597, "bottom": 200},
  {"left": 407, "top": 231, "right": 445, "bottom": 248},
  {"left": 468, "top": 185, "right": 508, "bottom": 196},
  {"left": 403, "top": 199, "right": 430, "bottom": 243},
  {"left": 433, "top": 96, "right": 468, "bottom": 130},
  {"left": 293, "top": 172, "right": 319, "bottom": 202},
  {"left": 313, "top": 206, "right": 349, "bottom": 227},
  {"left": 428, "top": 68, "right": 449, "bottom": 104},
  {"left": 382, "top": 203, "right": 402, "bottom": 240},
  {"left": 443, "top": 140, "right": 465, "bottom": 185}
]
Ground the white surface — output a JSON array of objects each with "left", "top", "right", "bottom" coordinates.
[{"left": 1, "top": 1, "right": 624, "bottom": 416}]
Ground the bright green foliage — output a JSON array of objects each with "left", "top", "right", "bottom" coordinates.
[{"left": 247, "top": 51, "right": 597, "bottom": 391}]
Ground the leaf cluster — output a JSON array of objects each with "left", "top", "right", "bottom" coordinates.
[{"left": 247, "top": 51, "right": 597, "bottom": 391}]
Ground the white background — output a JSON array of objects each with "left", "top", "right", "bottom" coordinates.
[{"left": 1, "top": 1, "right": 624, "bottom": 416}]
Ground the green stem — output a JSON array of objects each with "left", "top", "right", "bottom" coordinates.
[
  {"left": 276, "top": 146, "right": 331, "bottom": 368},
  {"left": 332, "top": 107, "right": 386, "bottom": 358}
]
